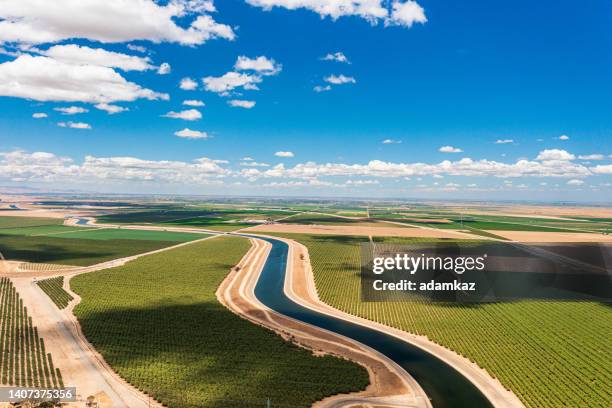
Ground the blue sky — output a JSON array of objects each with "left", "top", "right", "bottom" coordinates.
[{"left": 0, "top": 0, "right": 611, "bottom": 201}]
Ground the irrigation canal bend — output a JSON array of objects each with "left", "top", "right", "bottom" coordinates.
[{"left": 247, "top": 235, "right": 494, "bottom": 408}]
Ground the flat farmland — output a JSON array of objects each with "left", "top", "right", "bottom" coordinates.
[
  {"left": 71, "top": 236, "right": 368, "bottom": 408},
  {"left": 269, "top": 233, "right": 612, "bottom": 408},
  {"left": 97, "top": 208, "right": 295, "bottom": 231},
  {"left": 0, "top": 216, "right": 203, "bottom": 266},
  {"left": 279, "top": 212, "right": 410, "bottom": 227}
]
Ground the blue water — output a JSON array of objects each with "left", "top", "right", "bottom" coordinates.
[{"left": 250, "top": 236, "right": 493, "bottom": 408}]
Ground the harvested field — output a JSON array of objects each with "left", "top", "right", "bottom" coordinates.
[
  {"left": 486, "top": 230, "right": 612, "bottom": 242},
  {"left": 245, "top": 223, "right": 481, "bottom": 239}
]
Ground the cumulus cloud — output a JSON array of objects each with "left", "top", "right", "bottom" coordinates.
[
  {"left": 382, "top": 139, "right": 401, "bottom": 144},
  {"left": 240, "top": 161, "right": 269, "bottom": 167},
  {"left": 57, "top": 121, "right": 91, "bottom": 129},
  {"left": 0, "top": 55, "right": 168, "bottom": 103},
  {"left": 234, "top": 56, "right": 281, "bottom": 75},
  {"left": 0, "top": 0, "right": 235, "bottom": 46},
  {"left": 591, "top": 164, "right": 612, "bottom": 175},
  {"left": 324, "top": 74, "right": 356, "bottom": 85},
  {"left": 439, "top": 145, "right": 463, "bottom": 153},
  {"left": 32, "top": 112, "right": 47, "bottom": 119},
  {"left": 495, "top": 139, "right": 513, "bottom": 144},
  {"left": 183, "top": 99, "right": 205, "bottom": 107},
  {"left": 162, "top": 109, "right": 202, "bottom": 121},
  {"left": 321, "top": 52, "right": 350, "bottom": 63},
  {"left": 245, "top": 0, "right": 426, "bottom": 28},
  {"left": 203, "top": 71, "right": 262, "bottom": 94},
  {"left": 536, "top": 149, "right": 575, "bottom": 161},
  {"left": 558, "top": 134, "right": 570, "bottom": 140},
  {"left": 127, "top": 44, "right": 147, "bottom": 53},
  {"left": 228, "top": 99, "right": 255, "bottom": 109},
  {"left": 275, "top": 151, "right": 294, "bottom": 158},
  {"left": 54, "top": 106, "right": 88, "bottom": 115},
  {"left": 0, "top": 150, "right": 230, "bottom": 184},
  {"left": 180, "top": 77, "right": 199, "bottom": 90},
  {"left": 174, "top": 128, "right": 208, "bottom": 139},
  {"left": 157, "top": 62, "right": 171, "bottom": 75},
  {"left": 567, "top": 179, "right": 584, "bottom": 186},
  {"left": 40, "top": 44, "right": 154, "bottom": 71},
  {"left": 387, "top": 0, "right": 427, "bottom": 27},
  {"left": 94, "top": 103, "right": 128, "bottom": 114},
  {"left": 578, "top": 154, "right": 604, "bottom": 160}
]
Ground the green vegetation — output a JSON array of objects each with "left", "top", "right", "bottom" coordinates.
[
  {"left": 271, "top": 233, "right": 612, "bottom": 408},
  {"left": 0, "top": 235, "right": 190, "bottom": 266},
  {"left": 0, "top": 216, "right": 63, "bottom": 229},
  {"left": 0, "top": 217, "right": 202, "bottom": 266},
  {"left": 96, "top": 208, "right": 294, "bottom": 231},
  {"left": 71, "top": 236, "right": 368, "bottom": 408},
  {"left": 36, "top": 277, "right": 73, "bottom": 309},
  {"left": 0, "top": 277, "right": 63, "bottom": 387}
]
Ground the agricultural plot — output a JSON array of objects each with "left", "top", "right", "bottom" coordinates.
[
  {"left": 71, "top": 236, "right": 368, "bottom": 408},
  {"left": 0, "top": 216, "right": 64, "bottom": 229},
  {"left": 36, "top": 277, "right": 73, "bottom": 309},
  {"left": 97, "top": 208, "right": 294, "bottom": 231},
  {"left": 279, "top": 212, "right": 409, "bottom": 227},
  {"left": 0, "top": 277, "right": 63, "bottom": 388},
  {"left": 271, "top": 233, "right": 612, "bottom": 408},
  {"left": 0, "top": 217, "right": 202, "bottom": 266}
]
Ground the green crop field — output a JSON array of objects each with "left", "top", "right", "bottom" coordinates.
[
  {"left": 0, "top": 216, "right": 63, "bottom": 229},
  {"left": 96, "top": 208, "right": 294, "bottom": 232},
  {"left": 0, "top": 217, "right": 203, "bottom": 266},
  {"left": 70, "top": 236, "right": 368, "bottom": 408},
  {"left": 279, "top": 212, "right": 411, "bottom": 227},
  {"left": 0, "top": 235, "right": 190, "bottom": 266},
  {"left": 53, "top": 228, "right": 203, "bottom": 242},
  {"left": 270, "top": 233, "right": 612, "bottom": 408},
  {"left": 36, "top": 277, "right": 73, "bottom": 309},
  {"left": 0, "top": 277, "right": 63, "bottom": 388}
]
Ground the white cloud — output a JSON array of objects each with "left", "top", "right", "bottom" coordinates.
[
  {"left": 439, "top": 145, "right": 463, "bottom": 153},
  {"left": 180, "top": 77, "right": 199, "bottom": 90},
  {"left": 157, "top": 62, "right": 171, "bottom": 75},
  {"left": 321, "top": 52, "right": 350, "bottom": 63},
  {"left": 324, "top": 74, "right": 356, "bottom": 85},
  {"left": 32, "top": 112, "right": 47, "bottom": 119},
  {"left": 203, "top": 71, "right": 262, "bottom": 94},
  {"left": 0, "top": 0, "right": 235, "bottom": 46},
  {"left": 346, "top": 179, "right": 379, "bottom": 185},
  {"left": 536, "top": 149, "right": 575, "bottom": 161},
  {"left": 387, "top": 0, "right": 427, "bottom": 27},
  {"left": 591, "top": 165, "right": 612, "bottom": 175},
  {"left": 127, "top": 44, "right": 147, "bottom": 53},
  {"left": 234, "top": 56, "right": 281, "bottom": 75},
  {"left": 41, "top": 44, "right": 153, "bottom": 71},
  {"left": 578, "top": 154, "right": 604, "bottom": 160},
  {"left": 183, "top": 99, "right": 205, "bottom": 107},
  {"left": 567, "top": 179, "right": 584, "bottom": 186},
  {"left": 314, "top": 85, "right": 332, "bottom": 92},
  {"left": 245, "top": 0, "right": 426, "bottom": 28},
  {"left": 162, "top": 109, "right": 202, "bottom": 121},
  {"left": 382, "top": 139, "right": 401, "bottom": 144},
  {"left": 57, "top": 121, "right": 91, "bottom": 129},
  {"left": 228, "top": 99, "right": 256, "bottom": 109},
  {"left": 495, "top": 139, "right": 513, "bottom": 144},
  {"left": 240, "top": 161, "right": 269, "bottom": 167},
  {"left": 174, "top": 128, "right": 208, "bottom": 139},
  {"left": 54, "top": 106, "right": 88, "bottom": 115},
  {"left": 0, "top": 55, "right": 168, "bottom": 103},
  {"left": 0, "top": 150, "right": 230, "bottom": 184},
  {"left": 94, "top": 103, "right": 128, "bottom": 114},
  {"left": 275, "top": 151, "right": 294, "bottom": 158},
  {"left": 242, "top": 157, "right": 254, "bottom": 161},
  {"left": 558, "top": 134, "right": 570, "bottom": 140}
]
